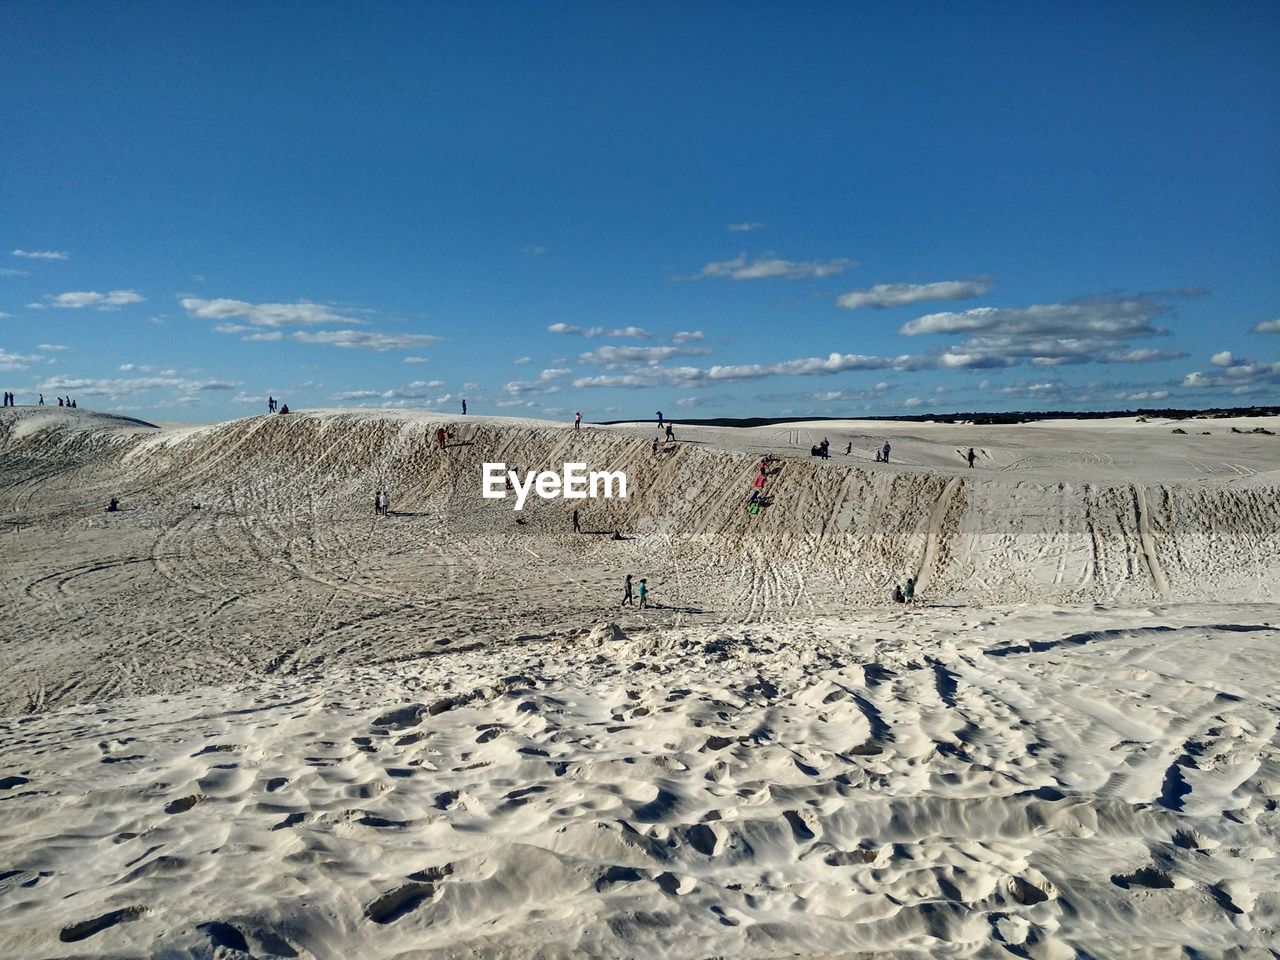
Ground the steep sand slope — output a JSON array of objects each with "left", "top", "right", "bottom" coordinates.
[{"left": 1, "top": 409, "right": 1277, "bottom": 712}]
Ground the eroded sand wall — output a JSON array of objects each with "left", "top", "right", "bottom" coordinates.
[{"left": 3, "top": 413, "right": 1277, "bottom": 604}]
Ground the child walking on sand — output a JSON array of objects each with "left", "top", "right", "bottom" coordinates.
[{"left": 638, "top": 578, "right": 648, "bottom": 609}]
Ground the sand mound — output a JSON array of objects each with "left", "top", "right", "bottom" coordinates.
[{"left": 2, "top": 409, "right": 1278, "bottom": 713}]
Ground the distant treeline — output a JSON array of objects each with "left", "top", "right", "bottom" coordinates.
[{"left": 600, "top": 406, "right": 1280, "bottom": 428}]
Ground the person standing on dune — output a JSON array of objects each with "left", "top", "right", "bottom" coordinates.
[
  {"left": 573, "top": 508, "right": 581, "bottom": 533},
  {"left": 621, "top": 574, "right": 633, "bottom": 606},
  {"left": 437, "top": 427, "right": 448, "bottom": 449},
  {"left": 575, "top": 411, "right": 581, "bottom": 431},
  {"left": 967, "top": 447, "right": 976, "bottom": 468},
  {"left": 638, "top": 578, "right": 648, "bottom": 609},
  {"left": 656, "top": 410, "right": 664, "bottom": 429},
  {"left": 882, "top": 441, "right": 891, "bottom": 463},
  {"left": 461, "top": 398, "right": 467, "bottom": 415}
]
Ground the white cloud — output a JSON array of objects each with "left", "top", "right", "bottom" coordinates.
[
  {"left": 0, "top": 268, "right": 30, "bottom": 277},
  {"left": 12, "top": 249, "right": 69, "bottom": 260},
  {"left": 512, "top": 356, "right": 532, "bottom": 365},
  {"left": 547, "top": 323, "right": 652, "bottom": 339},
  {"left": 36, "top": 343, "right": 68, "bottom": 351},
  {"left": 182, "top": 297, "right": 366, "bottom": 327},
  {"left": 901, "top": 294, "right": 1184, "bottom": 369},
  {"left": 1100, "top": 348, "right": 1186, "bottom": 364},
  {"left": 40, "top": 375, "right": 239, "bottom": 397},
  {"left": 1253, "top": 318, "right": 1280, "bottom": 333},
  {"left": 573, "top": 352, "right": 917, "bottom": 389},
  {"left": 0, "top": 348, "right": 43, "bottom": 372},
  {"left": 838, "top": 279, "right": 992, "bottom": 310},
  {"left": 687, "top": 253, "right": 855, "bottom": 281},
  {"left": 118, "top": 363, "right": 155, "bottom": 372},
  {"left": 903, "top": 397, "right": 923, "bottom": 407},
  {"left": 1115, "top": 390, "right": 1171, "bottom": 402},
  {"left": 708, "top": 353, "right": 918, "bottom": 380},
  {"left": 672, "top": 330, "right": 705, "bottom": 344},
  {"left": 727, "top": 222, "right": 764, "bottom": 232},
  {"left": 573, "top": 367, "right": 712, "bottom": 389},
  {"left": 1183, "top": 355, "right": 1280, "bottom": 392},
  {"left": 403, "top": 356, "right": 428, "bottom": 364},
  {"left": 292, "top": 330, "right": 441, "bottom": 351},
  {"left": 523, "top": 244, "right": 547, "bottom": 256},
  {"left": 675, "top": 396, "right": 708, "bottom": 407},
  {"left": 502, "top": 368, "right": 571, "bottom": 398},
  {"left": 995, "top": 380, "right": 1085, "bottom": 402},
  {"left": 332, "top": 380, "right": 447, "bottom": 402},
  {"left": 33, "top": 290, "right": 145, "bottom": 310},
  {"left": 578, "top": 345, "right": 712, "bottom": 367},
  {"left": 807, "top": 383, "right": 892, "bottom": 403}
]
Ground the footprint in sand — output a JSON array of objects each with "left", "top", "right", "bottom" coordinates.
[
  {"left": 164, "top": 794, "right": 207, "bottom": 815},
  {"left": 685, "top": 822, "right": 726, "bottom": 856},
  {"left": 594, "top": 866, "right": 643, "bottom": 892},
  {"left": 364, "top": 864, "right": 453, "bottom": 924},
  {"left": 190, "top": 743, "right": 244, "bottom": 757},
  {"left": 783, "top": 809, "right": 818, "bottom": 842},
  {"left": 1110, "top": 866, "right": 1183, "bottom": 890},
  {"left": 59, "top": 906, "right": 147, "bottom": 943},
  {"left": 1003, "top": 873, "right": 1057, "bottom": 905}
]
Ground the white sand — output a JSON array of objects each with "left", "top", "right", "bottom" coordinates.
[{"left": 1, "top": 407, "right": 1278, "bottom": 957}]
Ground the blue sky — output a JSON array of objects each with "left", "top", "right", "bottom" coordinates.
[{"left": 2, "top": 2, "right": 1277, "bottom": 422}]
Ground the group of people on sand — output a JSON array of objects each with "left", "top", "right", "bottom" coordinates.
[
  {"left": 373, "top": 491, "right": 392, "bottom": 516},
  {"left": 5, "top": 393, "right": 75, "bottom": 407},
  {"left": 746, "top": 455, "right": 776, "bottom": 513},
  {"left": 266, "top": 397, "right": 290, "bottom": 414},
  {"left": 651, "top": 412, "right": 677, "bottom": 452},
  {"left": 892, "top": 577, "right": 917, "bottom": 604},
  {"left": 620, "top": 573, "right": 649, "bottom": 609}
]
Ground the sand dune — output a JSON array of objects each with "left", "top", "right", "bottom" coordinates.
[{"left": 1, "top": 408, "right": 1278, "bottom": 957}]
